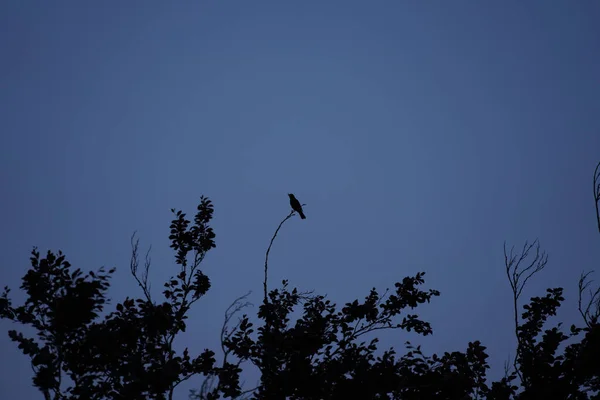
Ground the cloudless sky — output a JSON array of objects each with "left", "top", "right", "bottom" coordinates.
[{"left": 1, "top": 1, "right": 600, "bottom": 398}]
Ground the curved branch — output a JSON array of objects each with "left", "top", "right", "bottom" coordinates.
[{"left": 263, "top": 211, "right": 294, "bottom": 303}]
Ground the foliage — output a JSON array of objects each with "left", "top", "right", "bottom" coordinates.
[
  {"left": 1, "top": 196, "right": 241, "bottom": 400},
  {"left": 211, "top": 248, "right": 599, "bottom": 399},
  {"left": 220, "top": 275, "right": 497, "bottom": 399},
  {"left": 2, "top": 161, "right": 600, "bottom": 399},
  {"left": 199, "top": 161, "right": 600, "bottom": 399}
]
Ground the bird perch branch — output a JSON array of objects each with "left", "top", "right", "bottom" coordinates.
[{"left": 264, "top": 211, "right": 294, "bottom": 303}]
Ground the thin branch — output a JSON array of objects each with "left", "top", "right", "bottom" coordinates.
[
  {"left": 175, "top": 283, "right": 239, "bottom": 395},
  {"left": 236, "top": 384, "right": 260, "bottom": 399},
  {"left": 221, "top": 291, "right": 253, "bottom": 365},
  {"left": 376, "top": 288, "right": 390, "bottom": 307},
  {"left": 144, "top": 243, "right": 152, "bottom": 296},
  {"left": 194, "top": 292, "right": 253, "bottom": 398},
  {"left": 296, "top": 289, "right": 316, "bottom": 303},
  {"left": 504, "top": 239, "right": 548, "bottom": 385},
  {"left": 264, "top": 210, "right": 294, "bottom": 303},
  {"left": 263, "top": 202, "right": 307, "bottom": 303},
  {"left": 191, "top": 375, "right": 217, "bottom": 400},
  {"left": 503, "top": 356, "right": 512, "bottom": 380},
  {"left": 577, "top": 160, "right": 600, "bottom": 329},
  {"left": 130, "top": 231, "right": 153, "bottom": 303},
  {"left": 355, "top": 323, "right": 404, "bottom": 339},
  {"left": 578, "top": 270, "right": 600, "bottom": 328},
  {"left": 593, "top": 160, "right": 600, "bottom": 234}
]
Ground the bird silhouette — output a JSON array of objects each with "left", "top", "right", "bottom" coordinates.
[{"left": 288, "top": 193, "right": 306, "bottom": 219}]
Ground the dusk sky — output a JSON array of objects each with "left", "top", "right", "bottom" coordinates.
[{"left": 1, "top": 1, "right": 599, "bottom": 398}]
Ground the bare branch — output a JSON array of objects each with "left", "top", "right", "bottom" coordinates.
[
  {"left": 264, "top": 210, "right": 294, "bottom": 303},
  {"left": 221, "top": 291, "right": 253, "bottom": 365},
  {"left": 296, "top": 289, "right": 316, "bottom": 303},
  {"left": 577, "top": 161, "right": 600, "bottom": 329},
  {"left": 504, "top": 238, "right": 548, "bottom": 384},
  {"left": 503, "top": 356, "right": 512, "bottom": 380},
  {"left": 578, "top": 270, "right": 600, "bottom": 328},
  {"left": 594, "top": 161, "right": 600, "bottom": 234},
  {"left": 130, "top": 231, "right": 153, "bottom": 303},
  {"left": 144, "top": 243, "right": 152, "bottom": 297},
  {"left": 195, "top": 291, "right": 253, "bottom": 398},
  {"left": 505, "top": 239, "right": 548, "bottom": 300}
]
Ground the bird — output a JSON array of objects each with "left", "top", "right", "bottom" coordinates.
[{"left": 288, "top": 193, "right": 306, "bottom": 219}]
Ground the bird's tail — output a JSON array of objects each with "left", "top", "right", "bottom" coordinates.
[{"left": 299, "top": 211, "right": 306, "bottom": 219}]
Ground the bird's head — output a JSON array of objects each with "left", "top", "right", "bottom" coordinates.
[{"left": 288, "top": 193, "right": 295, "bottom": 199}]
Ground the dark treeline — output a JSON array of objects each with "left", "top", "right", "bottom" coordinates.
[{"left": 2, "top": 162, "right": 600, "bottom": 400}]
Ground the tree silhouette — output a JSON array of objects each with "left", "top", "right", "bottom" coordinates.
[
  {"left": 499, "top": 238, "right": 600, "bottom": 399},
  {"left": 0, "top": 196, "right": 242, "bottom": 400},
  {"left": 205, "top": 199, "right": 491, "bottom": 399},
  {"left": 203, "top": 161, "right": 600, "bottom": 399},
  {"left": 2, "top": 161, "right": 600, "bottom": 399}
]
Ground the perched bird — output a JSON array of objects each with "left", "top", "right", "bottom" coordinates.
[{"left": 288, "top": 193, "right": 306, "bottom": 219}]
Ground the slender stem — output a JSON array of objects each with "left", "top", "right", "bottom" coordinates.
[
  {"left": 263, "top": 211, "right": 294, "bottom": 303},
  {"left": 594, "top": 161, "right": 600, "bottom": 234}
]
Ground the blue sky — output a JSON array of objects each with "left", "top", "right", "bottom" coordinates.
[{"left": 1, "top": 1, "right": 599, "bottom": 398}]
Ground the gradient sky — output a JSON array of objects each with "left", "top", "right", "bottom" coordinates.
[{"left": 1, "top": 1, "right": 600, "bottom": 398}]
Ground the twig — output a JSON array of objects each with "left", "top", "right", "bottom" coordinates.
[
  {"left": 593, "top": 161, "right": 600, "bottom": 234},
  {"left": 504, "top": 239, "right": 548, "bottom": 384},
  {"left": 130, "top": 231, "right": 153, "bottom": 303},
  {"left": 503, "top": 356, "right": 512, "bottom": 380},
  {"left": 193, "top": 292, "right": 253, "bottom": 398},
  {"left": 578, "top": 271, "right": 600, "bottom": 328},
  {"left": 221, "top": 291, "right": 253, "bottom": 365}
]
